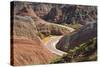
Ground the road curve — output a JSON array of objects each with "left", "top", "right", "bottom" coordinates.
[{"left": 44, "top": 36, "right": 67, "bottom": 56}]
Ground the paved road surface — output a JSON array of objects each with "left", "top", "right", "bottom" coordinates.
[{"left": 44, "top": 36, "right": 67, "bottom": 56}]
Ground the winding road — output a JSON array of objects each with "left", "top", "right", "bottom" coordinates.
[
  {"left": 43, "top": 26, "right": 75, "bottom": 56},
  {"left": 44, "top": 36, "right": 67, "bottom": 56}
]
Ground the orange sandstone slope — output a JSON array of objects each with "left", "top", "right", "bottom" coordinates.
[
  {"left": 12, "top": 37, "right": 57, "bottom": 66},
  {"left": 11, "top": 15, "right": 58, "bottom": 66}
]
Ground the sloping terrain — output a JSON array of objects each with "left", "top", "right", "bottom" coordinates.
[
  {"left": 11, "top": 2, "right": 75, "bottom": 66},
  {"left": 50, "top": 38, "right": 97, "bottom": 63},
  {"left": 13, "top": 1, "right": 97, "bottom": 25},
  {"left": 56, "top": 22, "right": 97, "bottom": 52},
  {"left": 14, "top": 3, "right": 75, "bottom": 37},
  {"left": 11, "top": 1, "right": 97, "bottom": 66},
  {"left": 43, "top": 5, "right": 97, "bottom": 25},
  {"left": 12, "top": 37, "right": 58, "bottom": 66},
  {"left": 11, "top": 16, "right": 58, "bottom": 66}
]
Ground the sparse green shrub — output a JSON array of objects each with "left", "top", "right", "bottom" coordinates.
[
  {"left": 37, "top": 32, "right": 45, "bottom": 39},
  {"left": 50, "top": 37, "right": 97, "bottom": 63},
  {"left": 65, "top": 23, "right": 82, "bottom": 30}
]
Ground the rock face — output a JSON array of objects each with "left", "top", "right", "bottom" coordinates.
[
  {"left": 13, "top": 1, "right": 97, "bottom": 25},
  {"left": 61, "top": 5, "right": 97, "bottom": 24},
  {"left": 56, "top": 23, "right": 97, "bottom": 52},
  {"left": 13, "top": 2, "right": 74, "bottom": 36},
  {"left": 44, "top": 5, "right": 97, "bottom": 24},
  {"left": 11, "top": 16, "right": 58, "bottom": 66},
  {"left": 33, "top": 4, "right": 52, "bottom": 18},
  {"left": 44, "top": 7, "right": 63, "bottom": 23}
]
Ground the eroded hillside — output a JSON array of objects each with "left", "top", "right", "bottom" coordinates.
[{"left": 11, "top": 1, "right": 97, "bottom": 66}]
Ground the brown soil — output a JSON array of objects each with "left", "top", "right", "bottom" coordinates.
[{"left": 12, "top": 36, "right": 58, "bottom": 66}]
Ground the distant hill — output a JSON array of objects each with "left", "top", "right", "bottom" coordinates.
[{"left": 13, "top": 1, "right": 97, "bottom": 25}]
